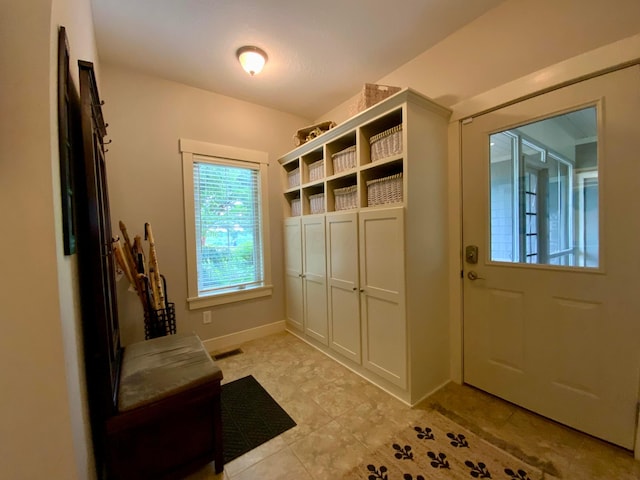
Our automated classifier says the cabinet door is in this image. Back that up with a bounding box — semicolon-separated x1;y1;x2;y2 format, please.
326;212;361;363
302;216;328;344
359;207;406;388
284;217;303;332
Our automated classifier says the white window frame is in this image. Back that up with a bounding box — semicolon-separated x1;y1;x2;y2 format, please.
180;138;272;309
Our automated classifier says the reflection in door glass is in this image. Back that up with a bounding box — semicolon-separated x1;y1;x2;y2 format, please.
489;106;598;267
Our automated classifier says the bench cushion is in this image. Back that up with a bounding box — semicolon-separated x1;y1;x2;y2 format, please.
118;333;223;412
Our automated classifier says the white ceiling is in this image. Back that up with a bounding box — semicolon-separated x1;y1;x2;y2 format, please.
90;0;505;119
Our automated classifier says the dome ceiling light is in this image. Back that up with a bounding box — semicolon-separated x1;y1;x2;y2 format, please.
236;46;268;76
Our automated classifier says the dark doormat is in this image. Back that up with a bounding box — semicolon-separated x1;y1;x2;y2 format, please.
221;375;296;464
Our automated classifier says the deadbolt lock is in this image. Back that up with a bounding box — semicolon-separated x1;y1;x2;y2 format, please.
465;245;478;264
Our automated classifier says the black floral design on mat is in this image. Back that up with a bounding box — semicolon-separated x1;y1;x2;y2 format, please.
393;443;414;460
366;464;388;480
427;451;450;469
447;432;469;448
465;460;492;478
403;474;425;480
504;468;531;480
414;426;435;440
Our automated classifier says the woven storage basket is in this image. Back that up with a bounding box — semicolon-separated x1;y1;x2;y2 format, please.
309;159;324;182
287;167;300;189
291;198;301;217
334;185;358;211
366;173;403;206
309;193;325;214
331;146;357;174
370;124;403;162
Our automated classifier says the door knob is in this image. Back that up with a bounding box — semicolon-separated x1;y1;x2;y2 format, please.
467;271;485;281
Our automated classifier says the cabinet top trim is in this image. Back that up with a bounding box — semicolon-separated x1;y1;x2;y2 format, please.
278;88;452;165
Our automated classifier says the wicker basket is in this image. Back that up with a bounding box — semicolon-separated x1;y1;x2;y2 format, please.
366;173;403;206
334;185;358;211
309;193;325;214
351;83;402;115
332;146;357;174
370;125;403;162
287;167;300;189
291;198;301;217
309;159;324;182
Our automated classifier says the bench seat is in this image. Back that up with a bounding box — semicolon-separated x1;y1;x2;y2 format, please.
105;333;223;479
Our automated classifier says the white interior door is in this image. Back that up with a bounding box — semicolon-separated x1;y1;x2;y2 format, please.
462;66;640;449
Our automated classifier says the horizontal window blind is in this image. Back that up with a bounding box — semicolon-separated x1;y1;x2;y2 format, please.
193;158;264;295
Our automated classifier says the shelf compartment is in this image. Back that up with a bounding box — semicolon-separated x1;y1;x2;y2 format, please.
366;173;403;207
284;190;301;217
309;192;325;214
331;146;357;174
302;184;325;215
359;107;403;166
287;167;301;189
370;124;403;162
327;173;357;212
333;185;358;211
301;148;324;184
308;159;324;182
326;132;357;176
291;198;301;216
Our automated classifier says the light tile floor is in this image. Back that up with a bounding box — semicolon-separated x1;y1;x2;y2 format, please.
186;331;640;479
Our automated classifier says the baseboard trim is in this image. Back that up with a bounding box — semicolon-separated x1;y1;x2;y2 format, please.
203;320;286;353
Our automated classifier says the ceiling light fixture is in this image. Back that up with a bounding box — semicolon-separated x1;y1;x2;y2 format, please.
236;46;267;76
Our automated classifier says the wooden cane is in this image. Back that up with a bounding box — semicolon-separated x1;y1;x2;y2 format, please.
113;237;148;310
145;222;166;310
120;221;144;292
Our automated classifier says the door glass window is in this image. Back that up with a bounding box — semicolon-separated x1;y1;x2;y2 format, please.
489;106;598;267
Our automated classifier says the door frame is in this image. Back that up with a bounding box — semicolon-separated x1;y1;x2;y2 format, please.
446;34;640;458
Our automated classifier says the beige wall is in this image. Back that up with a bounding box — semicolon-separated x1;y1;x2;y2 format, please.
1;0;99;478
319;0;640;124
99;65;309;345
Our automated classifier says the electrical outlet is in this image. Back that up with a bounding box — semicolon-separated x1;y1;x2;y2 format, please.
203;311;212;324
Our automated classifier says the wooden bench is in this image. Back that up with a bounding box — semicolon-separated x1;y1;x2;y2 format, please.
105;333;224;479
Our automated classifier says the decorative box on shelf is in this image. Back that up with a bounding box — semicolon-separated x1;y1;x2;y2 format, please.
293;121;336;147
370;124;403;162
331;146;357;174
366;172;403;206
351;83;402;115
287;167;300;189
334;185;358;211
309;193;325;214
308;159;324;182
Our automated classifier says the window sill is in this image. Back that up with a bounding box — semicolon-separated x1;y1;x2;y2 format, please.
187;285;273;310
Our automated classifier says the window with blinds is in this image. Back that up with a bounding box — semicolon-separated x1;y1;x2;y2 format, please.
193;157;264;295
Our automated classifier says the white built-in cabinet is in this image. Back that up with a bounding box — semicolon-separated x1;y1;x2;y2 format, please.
325;212;360;363
283;218;303;331
284;216;328;345
280;89;452;404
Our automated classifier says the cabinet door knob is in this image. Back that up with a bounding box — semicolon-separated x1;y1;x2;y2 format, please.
359;288;365;293
352;287;357;291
